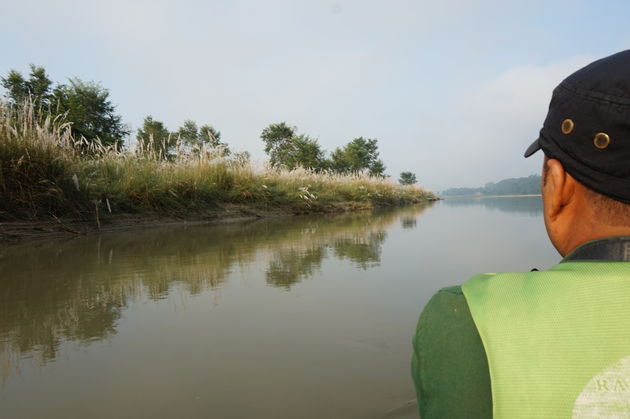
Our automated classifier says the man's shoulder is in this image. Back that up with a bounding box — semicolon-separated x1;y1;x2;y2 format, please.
423;269;538;314
435;285;464;295
417;286;467;322
413;285;492;418
416;285;471;335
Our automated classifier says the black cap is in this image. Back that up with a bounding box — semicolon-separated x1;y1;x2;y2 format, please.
524;50;630;204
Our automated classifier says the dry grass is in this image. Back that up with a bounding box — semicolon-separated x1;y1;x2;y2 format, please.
0;101;437;221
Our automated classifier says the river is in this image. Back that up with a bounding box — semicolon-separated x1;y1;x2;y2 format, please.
0;196;559;418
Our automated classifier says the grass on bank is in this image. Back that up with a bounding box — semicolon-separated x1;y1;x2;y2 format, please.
0;102;437;222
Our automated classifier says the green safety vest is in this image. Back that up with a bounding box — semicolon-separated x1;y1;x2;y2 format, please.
462;261;630;418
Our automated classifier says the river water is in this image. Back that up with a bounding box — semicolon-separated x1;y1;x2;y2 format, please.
0;196;558;419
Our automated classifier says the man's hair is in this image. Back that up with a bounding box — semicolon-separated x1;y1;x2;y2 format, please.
586;188;630;227
542;156;630;226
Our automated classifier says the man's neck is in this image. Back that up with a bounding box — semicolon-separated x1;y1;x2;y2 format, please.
562;226;630;257
563;236;630;261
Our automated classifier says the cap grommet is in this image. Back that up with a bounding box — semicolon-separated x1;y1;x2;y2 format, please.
594;132;611;149
561;119;574;134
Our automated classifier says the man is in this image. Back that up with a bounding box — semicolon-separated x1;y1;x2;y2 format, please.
412;49;630;418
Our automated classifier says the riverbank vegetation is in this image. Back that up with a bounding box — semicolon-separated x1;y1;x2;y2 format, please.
0;101;435;223
0;66;435;224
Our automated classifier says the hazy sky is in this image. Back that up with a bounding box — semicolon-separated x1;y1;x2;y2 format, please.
2;0;629;191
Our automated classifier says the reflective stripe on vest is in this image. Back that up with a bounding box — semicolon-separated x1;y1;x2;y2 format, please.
462;261;630;418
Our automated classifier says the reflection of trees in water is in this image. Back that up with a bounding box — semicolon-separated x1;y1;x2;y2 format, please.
0;225;276;371
332;231;386;269
441;196;542;216
266;230;388;288
267;246;326;289
401;217;417;229
0;203;433;372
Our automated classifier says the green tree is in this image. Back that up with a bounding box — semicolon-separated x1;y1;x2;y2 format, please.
261;122;325;170
2;66;127;148
330;137;386;176
177;119;199;146
199;124;224;149
27;65;53;108
1;71;27;103
369;159;387;177
261;122;296;167
52;78;128;148
177;120;229;155
277;134;326;171
136;116;175;160
399;171;417;185
1;64;53;109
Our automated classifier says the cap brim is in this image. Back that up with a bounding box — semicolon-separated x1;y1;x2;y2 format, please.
524;138;542;158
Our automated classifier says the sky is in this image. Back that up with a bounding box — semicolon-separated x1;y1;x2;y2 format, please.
2;0;630;191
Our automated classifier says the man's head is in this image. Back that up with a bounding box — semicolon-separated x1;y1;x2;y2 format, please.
525;50;630;256
540;156;630;256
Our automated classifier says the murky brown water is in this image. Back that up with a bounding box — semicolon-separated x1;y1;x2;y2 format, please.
0;197;558;418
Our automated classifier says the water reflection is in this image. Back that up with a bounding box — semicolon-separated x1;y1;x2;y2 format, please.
0;204;432;376
332;230;386;269
401;217;417;229
267;246;327;289
441;195;542;216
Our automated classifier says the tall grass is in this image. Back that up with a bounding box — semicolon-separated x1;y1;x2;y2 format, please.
0;101;437;221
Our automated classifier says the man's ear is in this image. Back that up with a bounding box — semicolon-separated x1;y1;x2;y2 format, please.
544;158;575;220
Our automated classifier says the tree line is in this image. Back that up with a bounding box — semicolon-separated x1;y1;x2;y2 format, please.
2;65;418;183
2;64;128;148
260;122;387;176
440;174;541;196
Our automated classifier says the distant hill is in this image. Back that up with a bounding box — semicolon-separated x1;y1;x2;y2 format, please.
441;174;541;197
